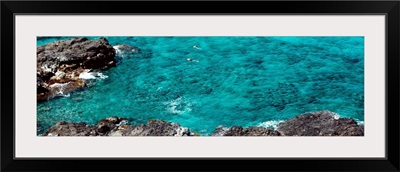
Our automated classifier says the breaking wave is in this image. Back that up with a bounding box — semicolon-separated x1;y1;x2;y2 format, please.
79;70;108;80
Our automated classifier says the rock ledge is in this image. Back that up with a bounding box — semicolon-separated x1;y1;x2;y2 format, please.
42;111;364;136
37;37;116;101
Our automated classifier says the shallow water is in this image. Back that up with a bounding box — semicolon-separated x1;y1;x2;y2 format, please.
37;36;364;135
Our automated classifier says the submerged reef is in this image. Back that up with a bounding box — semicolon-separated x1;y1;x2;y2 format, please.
37;37;116;101
41;110;364;136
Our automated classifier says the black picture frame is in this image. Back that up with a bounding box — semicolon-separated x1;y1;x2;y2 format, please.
1;1;399;171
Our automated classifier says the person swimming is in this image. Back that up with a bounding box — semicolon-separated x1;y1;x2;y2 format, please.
193;45;200;49
186;58;199;62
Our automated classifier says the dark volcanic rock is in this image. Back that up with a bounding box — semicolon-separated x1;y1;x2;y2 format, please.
276;110;364;136
120;120;191;136
42;111;363;136
96;116;126;135
211;126;229;136
37;79;86;101
37;37;115;71
211;110;363;136
43;121;98;136
37;37;116;101
212;126;282;136
245;126;282;136
42;117;190;137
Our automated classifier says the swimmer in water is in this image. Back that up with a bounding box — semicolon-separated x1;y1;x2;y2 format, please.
193;45;200;49
186;58;199;62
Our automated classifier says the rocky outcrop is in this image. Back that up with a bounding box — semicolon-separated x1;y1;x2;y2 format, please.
116;120;191;136
41;111;364;136
212;126;282;136
37;37;116;102
276;110;364;136
44;121;98;136
42;117;191;136
212;111;364;136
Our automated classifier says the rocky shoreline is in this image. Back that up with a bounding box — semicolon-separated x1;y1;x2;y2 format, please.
37;38;364;137
37;37;116;101
41;110;364;136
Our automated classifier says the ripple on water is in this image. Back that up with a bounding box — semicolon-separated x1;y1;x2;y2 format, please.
37;36;364;135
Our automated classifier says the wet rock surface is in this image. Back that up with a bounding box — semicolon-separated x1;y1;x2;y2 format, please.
37;37;116;102
119;120;191;136
42;117;191;136
276;110;364;136
44;121;98;136
212;126;282;136
42;111;364;136
210;111;363;136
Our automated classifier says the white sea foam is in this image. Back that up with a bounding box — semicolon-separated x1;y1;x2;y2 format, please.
174;126;189;137
331;111;340;120
258;120;284;129
61;93;70;97
113;45;122;54
96;73;108;79
113;45;136;58
355;119;364;126
49;82;71;97
79;70;108;80
79;72;96;79
163;97;193;115
49;82;70;88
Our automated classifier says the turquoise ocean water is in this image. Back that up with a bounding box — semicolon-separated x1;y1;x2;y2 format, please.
37;36;364;135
